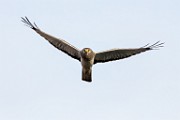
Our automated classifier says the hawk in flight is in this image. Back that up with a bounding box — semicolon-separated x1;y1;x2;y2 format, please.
21;17;164;82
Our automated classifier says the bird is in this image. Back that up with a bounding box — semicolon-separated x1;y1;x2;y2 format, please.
21;17;164;82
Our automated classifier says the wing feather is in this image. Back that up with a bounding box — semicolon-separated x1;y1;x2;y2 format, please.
21;17;80;61
94;41;164;64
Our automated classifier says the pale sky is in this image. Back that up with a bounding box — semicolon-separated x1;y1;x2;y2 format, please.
0;0;180;120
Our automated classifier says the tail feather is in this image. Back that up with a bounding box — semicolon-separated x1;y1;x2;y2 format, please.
82;68;92;82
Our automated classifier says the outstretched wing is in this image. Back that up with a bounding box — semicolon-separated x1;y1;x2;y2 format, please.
94;41;164;64
21;17;81;61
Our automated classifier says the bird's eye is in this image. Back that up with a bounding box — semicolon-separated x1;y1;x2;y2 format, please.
85;49;89;53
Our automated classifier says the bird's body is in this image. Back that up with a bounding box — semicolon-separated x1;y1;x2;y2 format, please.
21;17;164;82
80;48;95;82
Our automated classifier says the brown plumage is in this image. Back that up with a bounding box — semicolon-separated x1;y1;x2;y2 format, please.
21;17;164;82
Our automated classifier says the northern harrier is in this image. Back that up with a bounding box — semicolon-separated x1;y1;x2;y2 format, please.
21;17;164;82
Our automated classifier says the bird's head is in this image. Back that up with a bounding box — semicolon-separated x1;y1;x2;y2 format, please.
80;48;95;59
83;48;92;54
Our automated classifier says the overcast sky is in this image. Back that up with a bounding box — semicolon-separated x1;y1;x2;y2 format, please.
0;0;180;120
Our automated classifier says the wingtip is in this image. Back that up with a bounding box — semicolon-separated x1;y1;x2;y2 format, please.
144;41;164;50
21;16;38;30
